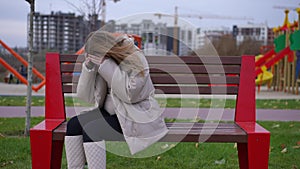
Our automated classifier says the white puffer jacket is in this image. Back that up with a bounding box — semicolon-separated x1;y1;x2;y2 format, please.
77;51;169;155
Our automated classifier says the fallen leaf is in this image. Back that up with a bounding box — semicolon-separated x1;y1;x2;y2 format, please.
292;146;300;149
272;124;280;128
170;144;175;148
1;161;13;167
74;103;81;106
215;158;226;165
290;124;294;127
281;147;288;153
195;143;199;148
0;133;5;138
292;164;298;169
297;141;300;146
156;156;161;161
281;144;286;149
161;144;169;149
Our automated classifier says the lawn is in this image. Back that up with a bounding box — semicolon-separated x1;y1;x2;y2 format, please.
0;118;299;169
0;96;299;168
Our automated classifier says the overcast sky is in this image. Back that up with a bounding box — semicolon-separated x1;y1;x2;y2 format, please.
0;0;299;47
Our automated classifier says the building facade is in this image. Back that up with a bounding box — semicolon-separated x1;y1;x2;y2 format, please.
194;27;232;50
234;23;269;45
30;12;98;53
112;19;198;56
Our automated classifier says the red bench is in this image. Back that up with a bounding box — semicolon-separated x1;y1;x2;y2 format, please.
30;53;270;169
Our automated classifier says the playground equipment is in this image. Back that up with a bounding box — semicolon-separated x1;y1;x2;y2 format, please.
255;8;300;94
255;51;275;86
255;47;293;87
263;8;300;94
0;40;45;92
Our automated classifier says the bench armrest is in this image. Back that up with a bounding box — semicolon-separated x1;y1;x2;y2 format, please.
236;122;270;135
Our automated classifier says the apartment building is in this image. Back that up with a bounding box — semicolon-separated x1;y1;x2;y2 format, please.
30;12;98;53
234;23;269;45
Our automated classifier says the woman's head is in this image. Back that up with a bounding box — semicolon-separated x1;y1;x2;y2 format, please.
84;30;144;74
84;31;139;63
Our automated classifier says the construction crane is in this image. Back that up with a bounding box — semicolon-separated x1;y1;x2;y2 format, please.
101;0;121;26
154;6;254;55
273;5;300;11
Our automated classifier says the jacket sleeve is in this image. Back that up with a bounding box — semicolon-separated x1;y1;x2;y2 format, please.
77;62;107;106
98;58;150;103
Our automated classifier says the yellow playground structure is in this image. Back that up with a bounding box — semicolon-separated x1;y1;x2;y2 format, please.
255;8;300;94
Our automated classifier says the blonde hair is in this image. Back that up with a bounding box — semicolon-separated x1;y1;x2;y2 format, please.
84;31;144;75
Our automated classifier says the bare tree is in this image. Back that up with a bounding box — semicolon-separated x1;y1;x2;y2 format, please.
192;34;263;57
212;35;238;56
237;38;262;56
64;0;120;31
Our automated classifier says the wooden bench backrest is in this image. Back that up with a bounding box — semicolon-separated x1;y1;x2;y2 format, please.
45;53;256;123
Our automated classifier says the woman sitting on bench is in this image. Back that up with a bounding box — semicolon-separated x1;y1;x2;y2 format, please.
64;30;169;169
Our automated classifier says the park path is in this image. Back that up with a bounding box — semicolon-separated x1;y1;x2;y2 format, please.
0;106;299;121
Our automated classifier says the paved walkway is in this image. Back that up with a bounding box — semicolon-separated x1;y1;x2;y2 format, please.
0;83;300;99
0;83;299;121
0;106;299;121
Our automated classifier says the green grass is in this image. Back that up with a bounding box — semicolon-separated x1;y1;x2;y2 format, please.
0;96;300;109
0;118;299;169
0;96;92;107
0;96;299;168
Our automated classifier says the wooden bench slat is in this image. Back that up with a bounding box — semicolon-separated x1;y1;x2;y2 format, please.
151;75;240;84
154;86;239;95
62;74;80;83
60;64;241;74
166;123;240;128
150;65;241;74
61;64;82;73
63;84;239;94
60;55;242;65
60;54;85;62
146;56;242;65
62;85;77;93
62;74;240;84
53;122;247;143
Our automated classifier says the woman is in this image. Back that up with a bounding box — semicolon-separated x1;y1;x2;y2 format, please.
65;31;169;169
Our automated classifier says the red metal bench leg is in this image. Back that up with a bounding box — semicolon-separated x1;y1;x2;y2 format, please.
30;130;64;169
30;119;65;169
237;143;248;169
30;130;53;169
237;133;270;169
51;140;64;169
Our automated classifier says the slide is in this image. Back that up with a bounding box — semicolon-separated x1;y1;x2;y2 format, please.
255;67;273;85
255;47;293;85
255;49;276;67
255;46;292;75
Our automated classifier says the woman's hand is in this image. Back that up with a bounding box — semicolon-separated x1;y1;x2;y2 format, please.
86;53;107;66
